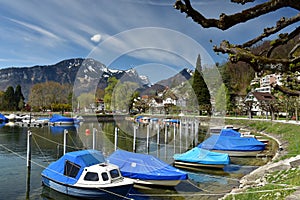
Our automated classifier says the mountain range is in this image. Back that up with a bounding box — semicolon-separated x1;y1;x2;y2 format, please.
0;58;192;99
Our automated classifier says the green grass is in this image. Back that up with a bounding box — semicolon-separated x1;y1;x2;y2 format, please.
226;119;300;160
223;119;300;199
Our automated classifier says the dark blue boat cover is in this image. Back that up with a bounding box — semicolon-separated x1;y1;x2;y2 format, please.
220;129;241;137
41;150;105;185
0;113;8;122
173;147;230;165
107;150;187;181
198;134;265;151
49;114;78;123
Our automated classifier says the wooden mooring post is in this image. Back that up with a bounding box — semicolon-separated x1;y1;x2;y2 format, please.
114;127;118;151
63;129;68;155
93;128;96;150
26;130;32;168
146;125;150;153
133;125;137;153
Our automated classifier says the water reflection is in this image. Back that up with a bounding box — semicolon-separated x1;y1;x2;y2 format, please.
0;119;271;200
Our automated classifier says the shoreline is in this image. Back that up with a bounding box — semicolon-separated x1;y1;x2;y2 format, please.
220;119;300;199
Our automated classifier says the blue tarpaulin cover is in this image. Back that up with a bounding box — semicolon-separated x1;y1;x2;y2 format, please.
198;134;265;151
0;113;8;122
220;129;241;137
49;114;78;123
107;150;188;180
173;147;230;165
41;150;106;185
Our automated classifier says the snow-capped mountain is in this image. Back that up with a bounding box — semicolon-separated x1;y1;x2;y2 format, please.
0;58;151;99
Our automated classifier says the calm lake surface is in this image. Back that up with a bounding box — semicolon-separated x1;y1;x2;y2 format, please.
0;118;272;200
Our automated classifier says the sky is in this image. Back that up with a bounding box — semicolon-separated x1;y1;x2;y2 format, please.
0;0;299;83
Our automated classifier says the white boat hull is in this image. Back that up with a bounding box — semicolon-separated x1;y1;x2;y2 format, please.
42;176;133;199
212;149;262;157
174;161;225;169
130;178;181;187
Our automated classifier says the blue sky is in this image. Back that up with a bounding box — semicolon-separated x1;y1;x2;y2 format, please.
0;0;298;83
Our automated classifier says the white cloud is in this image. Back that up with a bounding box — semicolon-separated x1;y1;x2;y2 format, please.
90;34;101;43
8;18;60;40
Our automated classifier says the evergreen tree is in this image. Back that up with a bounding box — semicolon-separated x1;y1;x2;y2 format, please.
104;77;118;111
15;85;25;111
3;86;15;111
192;54;211;115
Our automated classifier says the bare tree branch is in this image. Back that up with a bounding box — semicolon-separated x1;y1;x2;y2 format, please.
241;14;300;48
266;26;300;57
272;83;300;96
231;0;255;5
289;43;300;59
174;0;299;31
214;40;300;72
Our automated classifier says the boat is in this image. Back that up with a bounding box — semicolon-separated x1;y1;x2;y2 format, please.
20;114;35;123
135;116;150;125
198;131;266;157
41;149;134;199
219;129;269;145
107;149;188;187
0;113;8;123
173;147;230;169
35;117;50;125
49;114;79;126
209;125;240;133
163;118;180;126
4;113;17;121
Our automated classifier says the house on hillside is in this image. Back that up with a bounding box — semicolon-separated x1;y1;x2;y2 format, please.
254;73;282;93
244;92;277;119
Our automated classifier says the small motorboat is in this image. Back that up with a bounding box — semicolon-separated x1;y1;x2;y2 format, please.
209;125;240;133
173;147;230;169
107;150;188;187
0;113;8;123
49;114;79;126
198;130;266;157
41;149;134;199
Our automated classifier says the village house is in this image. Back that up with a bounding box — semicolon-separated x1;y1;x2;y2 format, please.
244;91;276;118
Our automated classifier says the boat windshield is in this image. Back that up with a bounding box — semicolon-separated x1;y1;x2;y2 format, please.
64;160;80;178
84;172;99;181
110;169;120;179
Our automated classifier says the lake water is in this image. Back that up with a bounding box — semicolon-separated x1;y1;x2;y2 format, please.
0;119;271;200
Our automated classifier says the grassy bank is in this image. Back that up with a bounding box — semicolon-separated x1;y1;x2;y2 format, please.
223;119;300;200
226;119;300;160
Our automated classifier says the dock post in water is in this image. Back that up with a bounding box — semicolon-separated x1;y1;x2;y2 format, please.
63;129;68;155
26;130;32;168
164;124;168;144
157;125;160;145
146;124;150;153
93;128;96;150
133;126;137;153
173;123;176;154
114;127;118;151
194;120;199;147
179;118;182;153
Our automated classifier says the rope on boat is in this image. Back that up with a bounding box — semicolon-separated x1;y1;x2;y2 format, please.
32;135;50;164
187;170;240;182
96;187;133;200
31;132;82;150
128;191;228;197
0;144;48;169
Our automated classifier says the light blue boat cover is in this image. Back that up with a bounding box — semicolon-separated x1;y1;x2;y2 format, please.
173;147;230;165
41;150;106;185
198;134;265;151
107;150;188;181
